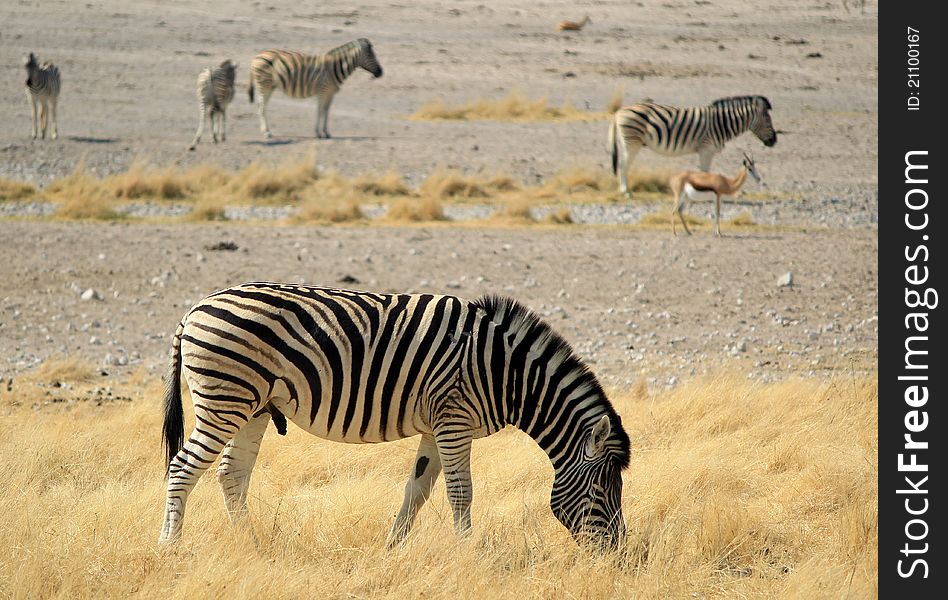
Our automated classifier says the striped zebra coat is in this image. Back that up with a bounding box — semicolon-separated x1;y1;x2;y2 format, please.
159;283;630;549
188;60;237;150
24;53;61;140
609;95;777;197
248;38;383;139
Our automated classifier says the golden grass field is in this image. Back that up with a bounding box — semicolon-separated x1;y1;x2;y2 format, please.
0;358;877;599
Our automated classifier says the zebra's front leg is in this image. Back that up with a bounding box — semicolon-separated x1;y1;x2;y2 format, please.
188;105;206;150
211;111;220;144
316;94;334;139
219;110;227;142
29;97;38;139
387;434;442;548
257;91;272;138
39;102;48;140
49;98;58;140
435;431;474;536
713;194;722;237
217;410;271;521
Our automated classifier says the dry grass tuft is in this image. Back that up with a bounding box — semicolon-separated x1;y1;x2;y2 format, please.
187;197;229;222
229;158;319;202
0;373;876;598
108;159;188;200
295;198;365;224
0;177;37;201
409;91;604;122
606;88;624;114
24;355;100;385
490;198;535;223
728;211;757;227
629;171;672;194
544;206;574;224
640;210;707;228
385;196;446;222
45;161;121;220
353;171;413;196
420;169;490;199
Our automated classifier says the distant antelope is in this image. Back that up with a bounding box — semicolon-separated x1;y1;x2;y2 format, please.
249;39;383;139
24;53;61;140
557;15;590;31
189;60;237;150
669;153;762;237
609;96;776;197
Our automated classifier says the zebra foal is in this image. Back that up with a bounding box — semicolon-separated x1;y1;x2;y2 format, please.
609;95;777;197
24;53;61;140
159;283;630;550
189;60;237;150
248;38;383;139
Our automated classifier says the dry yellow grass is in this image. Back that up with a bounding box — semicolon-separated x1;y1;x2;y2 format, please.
109;159;189;200
45;161;121;220
489;198;536;224
22;355;100;385
384;196;446;222
353;171;413;196
0;369;876;599
409;91;605;122
544;206;574;224
0;177;37;201
729;211;758;227
295;198;365;224
606;88;624;114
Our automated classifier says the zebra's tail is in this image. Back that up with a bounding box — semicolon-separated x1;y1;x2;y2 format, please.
248;74;255;104
162;321;185;476
609;117;618;176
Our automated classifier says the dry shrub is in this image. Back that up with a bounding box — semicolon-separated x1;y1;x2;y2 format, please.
544;207;574;224
45;161;120;220
485;174;519;192
295;198;364;223
409;91;603;122
108;159;187;200
187;197;229;221
490;198;535;223
25;355;100;385
0;373;876;598
628;171;672;194
728;211;757;227
606;88;624;114
353;171;412;197
385;196;446;222
420;169;489;199
0;177;37;201
229;156;319;202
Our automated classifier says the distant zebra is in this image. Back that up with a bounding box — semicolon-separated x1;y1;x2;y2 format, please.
189;60;237;150
159;283;630;549
248;38;383;139
24;53;61;140
608;95;777;197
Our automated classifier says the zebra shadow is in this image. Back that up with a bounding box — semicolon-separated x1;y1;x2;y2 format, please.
241;138;300;147
67;136;119;144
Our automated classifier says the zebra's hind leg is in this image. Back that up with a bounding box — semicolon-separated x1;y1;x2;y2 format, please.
387;434;442;548
29;97;38;139
316;94;334;139
159;423;237;543
435;430;474;537
39;102;48;140
219;110;227;142
189;104;206;150
49;98;58;140
211;110;220;144
217;410;270;522
619;145;639;199
257;91;272;138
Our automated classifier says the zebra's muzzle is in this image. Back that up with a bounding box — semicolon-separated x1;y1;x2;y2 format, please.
373;68;383;78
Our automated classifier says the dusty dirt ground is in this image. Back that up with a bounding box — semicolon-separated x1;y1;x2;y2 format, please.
1;0;878;388
1;221;877;390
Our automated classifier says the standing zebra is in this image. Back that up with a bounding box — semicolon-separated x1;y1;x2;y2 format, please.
189;60;237;150
159;283;630;549
609;95;777;197
248;38;383;139
24;53;61;140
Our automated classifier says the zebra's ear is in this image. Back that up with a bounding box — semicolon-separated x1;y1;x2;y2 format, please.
588;415;611;457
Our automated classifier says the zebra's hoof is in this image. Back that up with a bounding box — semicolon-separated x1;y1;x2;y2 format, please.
188;145;196;151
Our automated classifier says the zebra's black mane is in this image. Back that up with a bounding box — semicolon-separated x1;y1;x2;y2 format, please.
473;294;631;469
711;95;771;110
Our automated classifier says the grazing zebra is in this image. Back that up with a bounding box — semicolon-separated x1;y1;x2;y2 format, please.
24;53;61;140
248;38;383;139
189;60;237;151
608;95;777;197
159;283;630;550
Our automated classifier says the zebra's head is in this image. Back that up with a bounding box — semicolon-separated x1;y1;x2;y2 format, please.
219;59;238;83
750;96;777;147
551;413;629;550
24;53;38;85
356;38;383;78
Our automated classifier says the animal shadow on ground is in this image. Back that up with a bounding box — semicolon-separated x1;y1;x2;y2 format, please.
67;136;118;144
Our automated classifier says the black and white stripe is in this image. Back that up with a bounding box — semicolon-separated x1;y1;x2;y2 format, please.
24;53;61;140
159;283;630;549
188;60;237;150
609;95;777;196
248;38;383;139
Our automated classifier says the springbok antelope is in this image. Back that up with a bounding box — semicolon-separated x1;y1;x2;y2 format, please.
557;15;590;31
669;153;761;237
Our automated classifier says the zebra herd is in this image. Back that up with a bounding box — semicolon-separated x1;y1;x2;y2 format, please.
24;36;780;551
